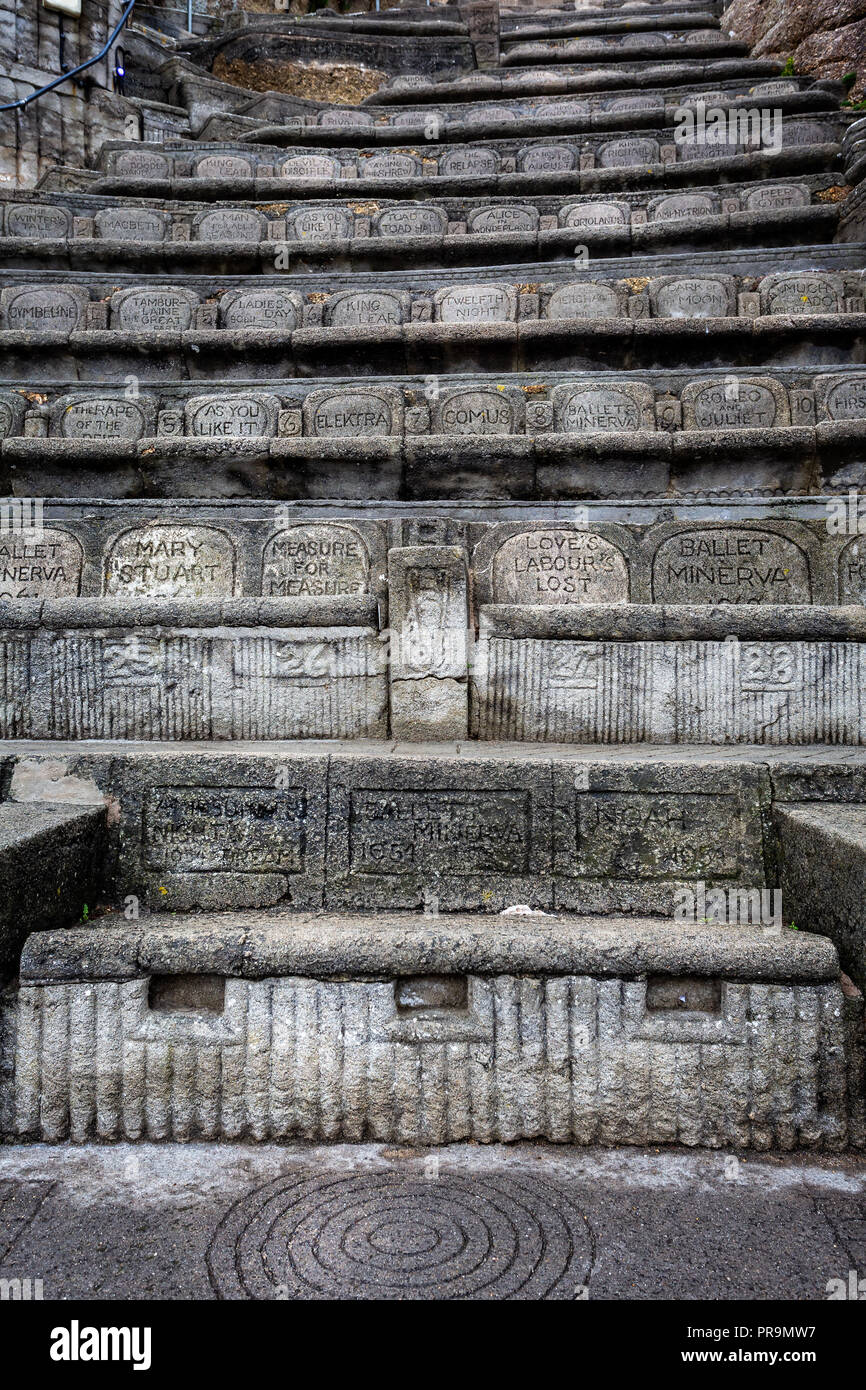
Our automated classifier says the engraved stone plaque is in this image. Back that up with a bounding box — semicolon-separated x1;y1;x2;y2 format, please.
839;537;866;604
561;201;628;229
104;523;236;598
219;288;302;332
782;120;832;147
743;184;809;212
546;282;620;319
439;146;498;177
348;789;531;877
319;109;373;127
94;207;168;241
552;382;653;432
0;391;27;438
324;290;404;327
53;394;153;440
652;278;732;318
361;152;421;178
144;786;306;873
492;529;629;603
114;150;170;178
185;394;279;438
5;204;71;238
652;528;812;603
194;153;253;179
466;205;538;233
192;208;267;241
0;528;83;598
262;523;370;597
110;286;200;331
434;283;516;323
390;110;444;128
650;193;716;220
280;154;340;179
761;273;841;315
820;375;866;420
597;137;660;168
288;207;351;240
519;144;576;173
573;791;742;879
535;101;590;119
375;205;447;237
303;387;400;437
433;387;517;434
683;379;785;429
0;284;88;330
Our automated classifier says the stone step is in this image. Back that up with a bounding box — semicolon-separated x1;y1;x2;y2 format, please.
366;59;790;105
471;604;866;744
0;192;842;274
776;802;866;992
4;909;856;1146
5;368;866;499
89;119;845;197
501;9;720;40
195;78;839;147
0;595;387;742
501;32;747;66
4;740;865;909
1;254;862;381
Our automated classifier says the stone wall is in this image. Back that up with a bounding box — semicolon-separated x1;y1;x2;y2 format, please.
0;0;135;186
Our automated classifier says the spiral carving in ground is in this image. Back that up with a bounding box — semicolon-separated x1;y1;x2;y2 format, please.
207;1169;593;1300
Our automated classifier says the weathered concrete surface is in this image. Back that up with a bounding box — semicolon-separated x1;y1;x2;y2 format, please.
776;803;866;988
0;1142;865;1299
0;803;105;981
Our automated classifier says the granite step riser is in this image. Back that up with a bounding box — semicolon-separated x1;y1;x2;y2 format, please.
0;198;842;272
365;60;794;105
2;328;863;386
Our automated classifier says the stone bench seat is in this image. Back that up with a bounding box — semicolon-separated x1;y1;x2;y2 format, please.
365;60;800;106
9;909;854;1147
175;73;835;143
0;318;858;379
90;129;844;202
18;911;840;983
5;498;860;605
0;204;840;272
502;36;749;66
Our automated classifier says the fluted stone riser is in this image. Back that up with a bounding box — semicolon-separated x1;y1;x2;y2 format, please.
472;636;866;744
8;975;850;1148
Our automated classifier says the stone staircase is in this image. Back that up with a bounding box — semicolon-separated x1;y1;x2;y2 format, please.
0;0;865;1151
